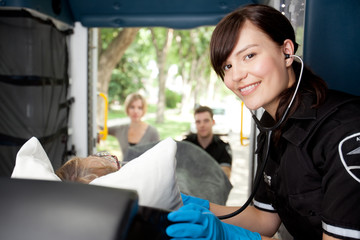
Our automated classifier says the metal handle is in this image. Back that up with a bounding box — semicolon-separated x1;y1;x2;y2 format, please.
240;101;249;146
98;92;108;141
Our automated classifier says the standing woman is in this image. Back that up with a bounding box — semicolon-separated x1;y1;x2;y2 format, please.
166;4;360;240
109;93;160;157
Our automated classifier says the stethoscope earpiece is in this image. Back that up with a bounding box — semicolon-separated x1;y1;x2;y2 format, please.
217;55;304;220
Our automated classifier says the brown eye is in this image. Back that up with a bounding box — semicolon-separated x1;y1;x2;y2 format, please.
245;53;255;60
223;64;232;71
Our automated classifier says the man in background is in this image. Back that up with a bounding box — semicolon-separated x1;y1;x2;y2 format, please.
183;106;232;178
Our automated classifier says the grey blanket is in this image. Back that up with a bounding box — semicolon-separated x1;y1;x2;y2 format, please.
124;140;233;205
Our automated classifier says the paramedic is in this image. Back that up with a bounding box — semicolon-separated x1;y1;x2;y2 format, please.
166;4;360;240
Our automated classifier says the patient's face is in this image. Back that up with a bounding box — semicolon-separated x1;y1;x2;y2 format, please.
84;156;118;171
90;152;121;170
67;157;117;184
56;153;121;184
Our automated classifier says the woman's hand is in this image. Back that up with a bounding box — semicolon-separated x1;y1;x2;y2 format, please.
181;193;210;209
166;204;261;240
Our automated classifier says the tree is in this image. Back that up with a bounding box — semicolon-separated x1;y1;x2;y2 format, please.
98;28;140;95
96;27;140;125
169;27;215;115
150;28;174;123
97;26;227;126
108;28;155;104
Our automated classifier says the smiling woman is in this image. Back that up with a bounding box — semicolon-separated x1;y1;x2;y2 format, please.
166;4;360;240
212;19;297;117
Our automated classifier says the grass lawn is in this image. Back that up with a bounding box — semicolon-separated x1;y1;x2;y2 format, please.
146;117;191;140
108;109;127;119
97;106;192;158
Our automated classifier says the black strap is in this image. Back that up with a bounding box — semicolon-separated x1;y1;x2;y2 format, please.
0;75;69;86
59;97;75;109
0;127;68;146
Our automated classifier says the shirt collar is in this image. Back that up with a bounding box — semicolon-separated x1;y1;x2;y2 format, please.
289;93;317;120
258;93;317;147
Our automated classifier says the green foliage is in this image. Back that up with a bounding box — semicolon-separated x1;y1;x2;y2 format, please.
167;27;216;103
108;68;144;103
101;26;229;108
105;28;156;103
99;28;122;51
165;88;181;108
150;28;171;51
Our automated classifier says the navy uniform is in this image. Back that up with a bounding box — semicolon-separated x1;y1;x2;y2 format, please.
254;90;360;239
183;134;232;168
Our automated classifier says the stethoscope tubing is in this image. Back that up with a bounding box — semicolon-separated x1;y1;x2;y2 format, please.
217;129;272;219
216;55;304;220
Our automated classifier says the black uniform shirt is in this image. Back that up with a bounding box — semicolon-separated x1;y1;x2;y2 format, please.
254;90;360;240
183;134;232;167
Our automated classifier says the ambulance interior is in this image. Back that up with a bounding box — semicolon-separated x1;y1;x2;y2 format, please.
0;0;359;239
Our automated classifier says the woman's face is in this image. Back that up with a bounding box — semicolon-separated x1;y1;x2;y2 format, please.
127;99;144;122
223;20;295;118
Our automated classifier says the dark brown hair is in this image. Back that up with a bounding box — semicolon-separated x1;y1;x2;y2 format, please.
210;4;327;142
195;106;214;119
210;4;298;80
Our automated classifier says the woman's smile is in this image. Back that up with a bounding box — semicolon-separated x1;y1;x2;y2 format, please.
223;20;295;116
239;82;261;96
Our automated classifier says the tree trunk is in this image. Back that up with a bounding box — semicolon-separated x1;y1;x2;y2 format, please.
98;28;140;94
150;28;174;123
180;72;193;116
97;27;140;126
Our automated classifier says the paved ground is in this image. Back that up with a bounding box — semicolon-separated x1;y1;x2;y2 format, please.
221;132;251;206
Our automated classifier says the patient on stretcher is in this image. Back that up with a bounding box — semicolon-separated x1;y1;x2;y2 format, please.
12;136;233;210
55;152;121;184
11;136;183;210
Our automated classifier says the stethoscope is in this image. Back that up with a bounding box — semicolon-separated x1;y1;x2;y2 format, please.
217;55;304;220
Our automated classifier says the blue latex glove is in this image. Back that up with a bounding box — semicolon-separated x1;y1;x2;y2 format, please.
181;193;210;209
166;204;261;240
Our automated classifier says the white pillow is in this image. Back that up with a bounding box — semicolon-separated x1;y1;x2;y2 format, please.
11;137;61;181
11;137;183;211
90;137;183;210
